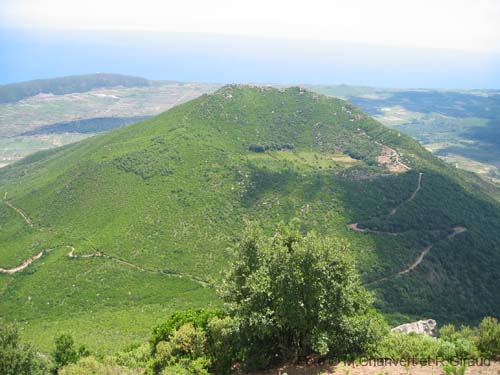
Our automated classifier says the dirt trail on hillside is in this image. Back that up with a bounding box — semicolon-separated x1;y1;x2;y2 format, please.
4;192;34;227
389;172;423;216
347;173;468;284
1;241;209;286
65;245;208;285
0;251;44;274
347;223;400;236
0;194;208;286
398;245;432;275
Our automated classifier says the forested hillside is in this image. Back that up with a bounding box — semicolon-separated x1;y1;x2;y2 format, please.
1;85;499;352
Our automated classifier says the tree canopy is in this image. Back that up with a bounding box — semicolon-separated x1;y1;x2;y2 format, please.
220;220;386;369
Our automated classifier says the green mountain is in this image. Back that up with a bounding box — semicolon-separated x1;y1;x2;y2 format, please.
0;73;151;103
1;85;499;352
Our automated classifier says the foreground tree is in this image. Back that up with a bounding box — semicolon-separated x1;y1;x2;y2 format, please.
220;220;386;369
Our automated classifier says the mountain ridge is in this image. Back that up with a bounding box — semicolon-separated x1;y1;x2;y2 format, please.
0;73;152;103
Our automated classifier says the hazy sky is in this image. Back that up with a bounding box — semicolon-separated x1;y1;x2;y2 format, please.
2;0;500;52
1;0;499;88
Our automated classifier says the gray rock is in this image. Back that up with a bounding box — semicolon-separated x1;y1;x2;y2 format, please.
391;319;437;337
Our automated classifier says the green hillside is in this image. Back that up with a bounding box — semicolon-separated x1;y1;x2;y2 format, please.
308;84;500;185
0;85;499;353
0;73;151;103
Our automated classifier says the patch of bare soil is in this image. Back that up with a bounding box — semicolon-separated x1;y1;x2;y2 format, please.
245;361;500;375
376;143;411;174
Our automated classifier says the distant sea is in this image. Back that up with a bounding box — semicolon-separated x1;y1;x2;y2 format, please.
1;27;499;89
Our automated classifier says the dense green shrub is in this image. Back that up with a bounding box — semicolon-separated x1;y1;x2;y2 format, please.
219;220;387;370
113;150;174;179
149;311;239;375
438;324;479;358
58;356;143;375
150;309;222;355
375;318;500;361
0;323;49;375
52;334;90;373
375;332;466;359
206;316;241;375
475;317;500;359
107;343;150;369
248;143;295;153
149;323;211;375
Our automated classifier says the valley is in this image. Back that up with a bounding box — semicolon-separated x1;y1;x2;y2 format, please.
309;86;500;184
0;76;218;166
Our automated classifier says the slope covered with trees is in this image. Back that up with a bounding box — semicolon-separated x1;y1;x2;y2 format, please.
0;85;499;352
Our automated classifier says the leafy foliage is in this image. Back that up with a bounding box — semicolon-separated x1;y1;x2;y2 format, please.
52;334;90;373
376;317;500;361
0;85;499;352
248;143;294;153
0;323;49;375
150;309;222;355
475;317;500;359
58;356;143;375
375;332;467;359
149;323;211;375
220;220;386;369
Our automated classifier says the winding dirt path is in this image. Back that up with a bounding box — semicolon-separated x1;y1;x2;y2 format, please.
347;223;400;236
398;245;432;275
1;242;209;286
67;247;209;286
389;172;423;216
4;192;34;227
347;173;468;284
0;251;44;274
397;226;467;276
0;194;208;286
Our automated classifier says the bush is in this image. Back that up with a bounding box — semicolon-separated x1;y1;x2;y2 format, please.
150;309;222;355
149;323;211;375
248;143;295;153
438;324;479;358
106;343;150;369
58;356;142;375
376;332;459;359
52;334;89;373
206;316;241;375
219;220;386;370
160;357;211;375
0;323;49;375
475;317;500;359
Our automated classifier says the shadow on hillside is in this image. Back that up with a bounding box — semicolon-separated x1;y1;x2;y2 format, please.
241;163;500;324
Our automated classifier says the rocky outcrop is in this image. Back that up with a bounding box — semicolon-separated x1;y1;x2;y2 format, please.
391;319;437;337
